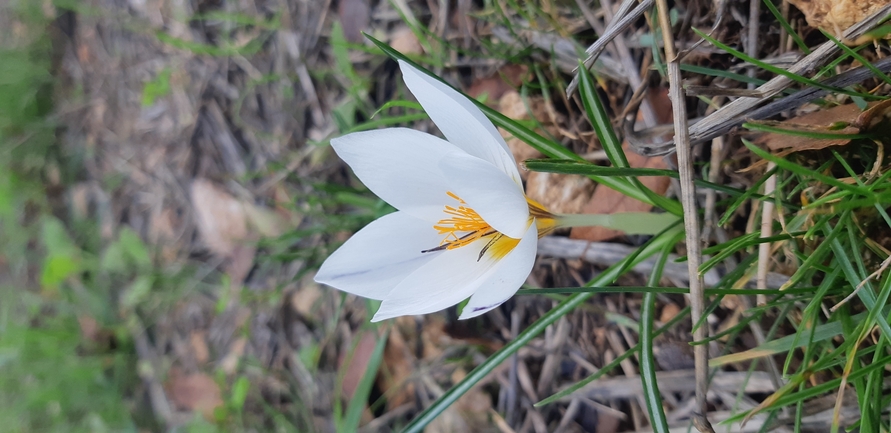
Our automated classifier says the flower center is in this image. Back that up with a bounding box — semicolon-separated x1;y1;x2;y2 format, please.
422;192;501;256
436;192;494;244
421;192;555;261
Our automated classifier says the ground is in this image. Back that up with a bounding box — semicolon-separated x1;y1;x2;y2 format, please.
2;0;891;432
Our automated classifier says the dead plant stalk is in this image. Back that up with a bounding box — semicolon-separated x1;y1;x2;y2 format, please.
654;0;713;430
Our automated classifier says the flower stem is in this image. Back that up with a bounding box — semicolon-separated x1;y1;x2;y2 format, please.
554;212;680;235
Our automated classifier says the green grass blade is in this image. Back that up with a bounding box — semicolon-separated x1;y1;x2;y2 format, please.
823;32;891;87
761;0;810;53
709;307;889;366
401;229;681;432
694;28;885;100
525;158;798;209
741;139;867;195
639;245;671;432
577;61;681;215
365;34;678;213
342;329;388;433
524;159;676;177
742;121;873;140
517;286;819;296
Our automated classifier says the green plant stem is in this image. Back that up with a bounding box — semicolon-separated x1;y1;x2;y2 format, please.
554;212;680;235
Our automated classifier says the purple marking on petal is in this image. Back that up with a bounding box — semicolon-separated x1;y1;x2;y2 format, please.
472;303;498;312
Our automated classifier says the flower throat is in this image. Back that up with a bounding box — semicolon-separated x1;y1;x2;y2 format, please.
421;192;555;261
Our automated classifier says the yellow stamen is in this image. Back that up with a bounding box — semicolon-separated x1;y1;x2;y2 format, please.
422;192;556;261
430;193;495;251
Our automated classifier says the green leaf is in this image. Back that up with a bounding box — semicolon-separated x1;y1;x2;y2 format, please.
121;276;153;309
141;68;172;107
119;227;151;270
694;28;885;100
230;376;250;411
577;60;681;215
40;255;79;289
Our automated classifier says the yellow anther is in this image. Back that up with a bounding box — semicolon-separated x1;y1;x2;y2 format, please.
422;192;555;260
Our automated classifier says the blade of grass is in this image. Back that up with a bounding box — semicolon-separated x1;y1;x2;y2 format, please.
401;228;682;432
709;306;889;366
537;303;692;407
742;121;874;140
577;60;681;215
341;329;388;433
694;28;885;100
640;243;671;432
516;286;819;296
524;159;677;177
761;0;810;53
526;159;796;208
823;32;891;87
365;34;673;212
742;139;867;195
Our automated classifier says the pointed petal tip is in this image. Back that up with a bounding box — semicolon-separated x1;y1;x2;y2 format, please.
396;59;522;184
370;309;399;322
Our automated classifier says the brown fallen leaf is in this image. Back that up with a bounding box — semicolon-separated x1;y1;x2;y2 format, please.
755;102;872;152
525;171;595;215
190;179;286;281
190;179;249;258
499;91;544;176
389;26;423;55
745;99;891;171
787;0;891;34
166;369;224;420
466;65;529;103
190;331;210;365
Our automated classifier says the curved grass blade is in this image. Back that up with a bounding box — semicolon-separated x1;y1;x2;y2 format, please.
577;60;681;215
365;34;658;207
742;139;866;195
524;159;676;177
516;286;819;296
742;121;873;140
401;229;681;432
693;28;886;101
640;244;671;432
823;32;891;87
537;303;691;407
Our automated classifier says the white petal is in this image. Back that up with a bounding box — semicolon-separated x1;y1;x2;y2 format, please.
314;211;444;300
459;223;538;319
399;60;522;185
440;152;529;239
371;233;504;322
331;128;464;223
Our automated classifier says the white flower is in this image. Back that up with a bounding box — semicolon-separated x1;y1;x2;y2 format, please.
314;60;554;322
